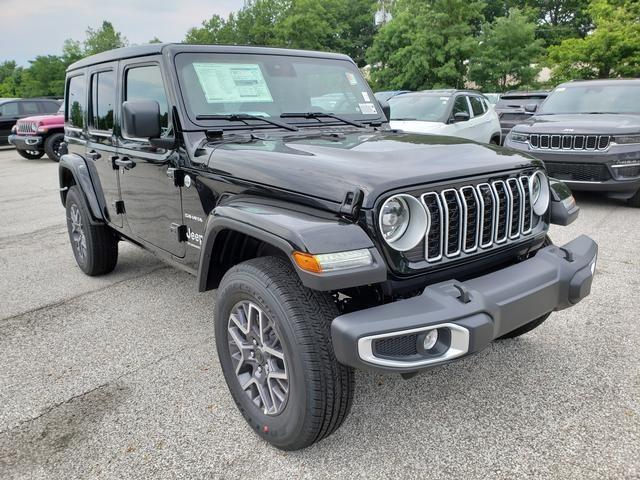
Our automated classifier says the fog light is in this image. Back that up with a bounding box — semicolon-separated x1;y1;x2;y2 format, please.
423;329;438;350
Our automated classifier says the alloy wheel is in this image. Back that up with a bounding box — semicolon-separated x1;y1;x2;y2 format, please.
69;204;87;263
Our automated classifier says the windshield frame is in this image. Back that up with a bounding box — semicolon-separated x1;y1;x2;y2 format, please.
538;83;640;115
172;51;384;131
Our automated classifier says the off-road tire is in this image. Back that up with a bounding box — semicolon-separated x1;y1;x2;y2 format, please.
214;256;354;450
627;189;640;208
44;133;65;162
498;235;553;339
16;149;44;160
65;186;118;276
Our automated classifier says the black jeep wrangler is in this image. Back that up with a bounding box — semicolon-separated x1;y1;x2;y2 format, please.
59;44;598;450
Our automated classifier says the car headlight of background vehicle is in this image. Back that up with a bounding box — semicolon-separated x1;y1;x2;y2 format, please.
612;134;640;145
379;194;429;251
510;131;529;143
529;170;550;216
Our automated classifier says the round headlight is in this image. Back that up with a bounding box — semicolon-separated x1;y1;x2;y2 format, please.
529;170;550;216
31;123;38;132
379;194;429;251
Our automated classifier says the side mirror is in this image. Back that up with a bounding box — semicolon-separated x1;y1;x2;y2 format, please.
524;103;538;113
378;99;391;121
453;111;470;123
122;100;161;139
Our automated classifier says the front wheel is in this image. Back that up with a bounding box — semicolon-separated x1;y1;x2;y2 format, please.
44;133;65;162
627;188;640;208
214;256;354;450
16;149;44;160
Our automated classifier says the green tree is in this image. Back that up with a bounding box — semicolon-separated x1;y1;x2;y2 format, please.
0;61;23;97
148;37;163;44
83;21;128;56
547;0;640;81
367;0;486;90
469;9;545;91
18;55;67;97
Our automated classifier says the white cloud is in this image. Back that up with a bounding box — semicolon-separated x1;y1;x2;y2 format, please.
0;0;245;65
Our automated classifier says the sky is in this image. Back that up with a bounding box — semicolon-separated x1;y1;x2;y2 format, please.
0;0;245;65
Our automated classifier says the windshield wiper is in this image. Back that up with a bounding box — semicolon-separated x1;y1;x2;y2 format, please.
280;112;365;128
391;117;418;121
195;113;298;131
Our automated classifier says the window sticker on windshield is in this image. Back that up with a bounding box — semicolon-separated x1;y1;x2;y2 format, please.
359;103;377;114
193;63;273;103
345;72;358;86
361;91;371;102
556;87;566;92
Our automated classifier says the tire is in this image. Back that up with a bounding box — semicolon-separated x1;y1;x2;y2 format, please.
44;133;65;162
498;235;553;339
214;256;354;450
490;136;500;145
16;149;44;160
65;186;118;276
627;189;640;208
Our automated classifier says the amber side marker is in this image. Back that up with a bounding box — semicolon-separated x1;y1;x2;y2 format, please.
292;251;323;273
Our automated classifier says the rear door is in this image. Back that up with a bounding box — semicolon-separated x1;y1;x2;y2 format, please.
116;59;185;257
87;65;122;227
0;101;20;143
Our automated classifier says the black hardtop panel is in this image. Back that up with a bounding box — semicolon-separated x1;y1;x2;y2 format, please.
67;43;354;72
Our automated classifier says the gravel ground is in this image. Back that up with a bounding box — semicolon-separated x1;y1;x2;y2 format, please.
0;147;638;479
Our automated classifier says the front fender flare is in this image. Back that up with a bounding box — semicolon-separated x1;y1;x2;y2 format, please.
197;198;387;292
549;177;579;226
59;153;104;222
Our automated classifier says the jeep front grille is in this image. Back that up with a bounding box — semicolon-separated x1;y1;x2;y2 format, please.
529;134;610;151
17;121;36;134
420;175;534;263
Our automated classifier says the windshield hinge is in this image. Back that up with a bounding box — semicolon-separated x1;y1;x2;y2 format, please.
340;189;364;220
166;168;185;187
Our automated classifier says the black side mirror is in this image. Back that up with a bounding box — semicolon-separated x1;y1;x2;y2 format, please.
378;99;391;121
524;103;538;113
122;100;161;139
453;111;470;123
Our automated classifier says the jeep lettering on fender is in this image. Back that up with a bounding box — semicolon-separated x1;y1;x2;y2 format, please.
59;43;598;451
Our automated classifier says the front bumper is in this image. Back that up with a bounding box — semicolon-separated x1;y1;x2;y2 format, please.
8;134;43;150
331;235;598;373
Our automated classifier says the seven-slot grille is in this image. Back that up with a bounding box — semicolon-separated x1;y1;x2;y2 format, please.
419;175;534;263
529;134;610;151
17;121;36;134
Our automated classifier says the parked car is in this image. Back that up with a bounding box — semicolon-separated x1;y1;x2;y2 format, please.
0;98;61;145
59;43;596;450
504;79;640;207
374;90;410;102
494;90;549;142
389;90;502;144
9;106;65;161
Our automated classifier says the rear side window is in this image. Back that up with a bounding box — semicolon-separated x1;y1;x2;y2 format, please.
469;96;484;116
66;75;86;128
90;71;115;131
40;101;60;114
20;101;40;115
125;65;169;136
0;102;18;116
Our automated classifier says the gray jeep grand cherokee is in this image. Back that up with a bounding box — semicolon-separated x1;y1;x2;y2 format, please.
59;43;597;450
504;79;640;207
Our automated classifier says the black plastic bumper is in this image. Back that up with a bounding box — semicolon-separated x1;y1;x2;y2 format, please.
8;134;43;149
331;235;598;373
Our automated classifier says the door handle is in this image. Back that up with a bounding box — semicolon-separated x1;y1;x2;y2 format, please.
114;157;134;169
86;150;101;161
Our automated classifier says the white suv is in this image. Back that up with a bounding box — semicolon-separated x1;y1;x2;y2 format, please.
389;90;502;144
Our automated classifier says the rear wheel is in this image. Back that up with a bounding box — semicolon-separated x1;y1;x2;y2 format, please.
627;189;640;208
16;149;44;160
44;133;65;162
65;186;118;276
215;256;354;450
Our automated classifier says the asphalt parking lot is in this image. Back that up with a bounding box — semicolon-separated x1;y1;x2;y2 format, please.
0;146;638;480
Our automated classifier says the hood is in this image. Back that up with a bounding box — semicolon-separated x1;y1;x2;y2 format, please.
17;114;64;126
513;113;640;135
206;130;538;208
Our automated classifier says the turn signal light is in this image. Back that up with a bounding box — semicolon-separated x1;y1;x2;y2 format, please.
292;249;373;273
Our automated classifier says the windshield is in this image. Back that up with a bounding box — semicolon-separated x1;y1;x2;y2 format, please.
174;53;381;127
388;94;450;122
539;84;640;114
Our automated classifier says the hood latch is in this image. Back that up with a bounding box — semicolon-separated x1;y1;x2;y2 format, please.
340;189;364;220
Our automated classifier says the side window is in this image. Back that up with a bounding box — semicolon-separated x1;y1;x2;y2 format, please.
20;101;40;115
0;102;19;117
452;96;470;120
66;75;86;128
90;71;115;131
469;96;484;117
125;65;169;137
40;101;61;114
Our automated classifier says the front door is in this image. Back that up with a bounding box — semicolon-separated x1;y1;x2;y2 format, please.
116;60;185;258
86;65;122;227
0;101;20;143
